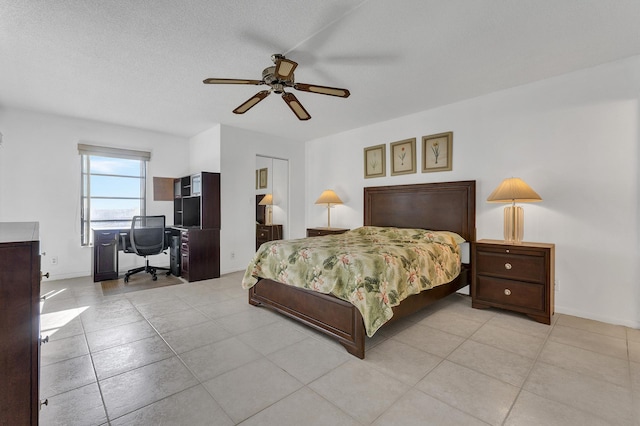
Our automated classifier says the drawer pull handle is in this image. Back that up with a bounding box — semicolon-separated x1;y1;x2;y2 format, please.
504;288;511;296
504;263;512;270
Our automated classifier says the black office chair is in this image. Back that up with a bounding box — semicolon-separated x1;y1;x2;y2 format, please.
123;215;171;283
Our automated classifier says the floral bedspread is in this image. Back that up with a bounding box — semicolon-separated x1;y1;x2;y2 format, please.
242;226;463;337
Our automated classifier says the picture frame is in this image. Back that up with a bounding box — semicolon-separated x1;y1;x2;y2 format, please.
255;170;259;189
422;132;453;173
259;168;268;189
390;138;416;176
363;144;386;178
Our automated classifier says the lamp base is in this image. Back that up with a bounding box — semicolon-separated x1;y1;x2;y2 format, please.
504;205;524;243
265;206;273;225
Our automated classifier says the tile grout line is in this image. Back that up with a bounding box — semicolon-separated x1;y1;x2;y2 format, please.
497;314;557;425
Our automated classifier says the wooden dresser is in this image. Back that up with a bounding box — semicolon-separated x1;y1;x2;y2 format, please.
306;227;349;237
0;222;43;424
256;224;283;250
472;239;555;324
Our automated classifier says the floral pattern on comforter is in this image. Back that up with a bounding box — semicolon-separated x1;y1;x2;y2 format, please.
241;226;463;337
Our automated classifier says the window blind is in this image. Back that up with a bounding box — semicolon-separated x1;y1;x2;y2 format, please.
77;143;151;161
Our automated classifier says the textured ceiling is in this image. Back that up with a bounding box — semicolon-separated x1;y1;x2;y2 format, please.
2;1;640;142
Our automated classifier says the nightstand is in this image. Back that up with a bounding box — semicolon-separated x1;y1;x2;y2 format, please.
472;239;555;324
256;224;283;250
306;227;349;237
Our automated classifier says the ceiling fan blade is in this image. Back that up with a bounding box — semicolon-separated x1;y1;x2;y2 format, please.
282;92;311;120
233;90;271;114
274;57;298;80
294;83;350;98
203;78;262;85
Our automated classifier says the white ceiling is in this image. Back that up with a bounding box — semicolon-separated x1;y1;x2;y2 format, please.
2;1;640;142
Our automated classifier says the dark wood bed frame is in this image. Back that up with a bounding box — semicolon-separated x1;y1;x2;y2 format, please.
248;180;476;358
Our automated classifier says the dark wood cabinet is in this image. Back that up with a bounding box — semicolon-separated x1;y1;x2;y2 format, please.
0;222;42;425
256;224;283;250
306;227;349;237
472;239;555;324
92;230;119;281
179;228;220;282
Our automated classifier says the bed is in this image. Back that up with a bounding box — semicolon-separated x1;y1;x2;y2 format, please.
244;180;476;358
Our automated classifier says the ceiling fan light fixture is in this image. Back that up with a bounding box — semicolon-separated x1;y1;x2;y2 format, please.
274;56;298;80
282;92;311;120
233;90;271;114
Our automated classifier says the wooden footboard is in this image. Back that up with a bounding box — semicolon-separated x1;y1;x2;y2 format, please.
249;278;366;358
248;267;469;358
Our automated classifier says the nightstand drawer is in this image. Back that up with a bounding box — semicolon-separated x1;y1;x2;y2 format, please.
256;224;283;250
475;276;544;312
257;228;270;239
306;228;349;237
475;249;545;283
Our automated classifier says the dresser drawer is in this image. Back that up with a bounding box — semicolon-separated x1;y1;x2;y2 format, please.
475;248;545;283
475;276;545;312
95;230;118;244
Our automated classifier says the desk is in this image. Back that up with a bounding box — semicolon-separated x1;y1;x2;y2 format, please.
92;227;220;282
92;228;174;282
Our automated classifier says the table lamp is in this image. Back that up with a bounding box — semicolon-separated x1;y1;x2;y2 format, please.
487;177;542;243
315;190;343;229
258;193;274;225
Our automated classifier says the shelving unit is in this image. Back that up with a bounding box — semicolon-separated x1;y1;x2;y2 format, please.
173;172;220;229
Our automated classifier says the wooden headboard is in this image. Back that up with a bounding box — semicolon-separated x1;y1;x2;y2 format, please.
363;180;476;242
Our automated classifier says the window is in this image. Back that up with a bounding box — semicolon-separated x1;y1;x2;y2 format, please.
79;144;150;246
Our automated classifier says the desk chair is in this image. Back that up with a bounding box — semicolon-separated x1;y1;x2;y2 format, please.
123;215;170;283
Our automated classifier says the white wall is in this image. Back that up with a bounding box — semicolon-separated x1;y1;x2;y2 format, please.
306;56;640;328
0;108;189;279
219;125;305;274
188;124;221;173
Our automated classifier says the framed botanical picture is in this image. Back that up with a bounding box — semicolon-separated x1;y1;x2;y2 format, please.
422;132;453;173
259;168;268;189
363;144;386;178
390;138;416;175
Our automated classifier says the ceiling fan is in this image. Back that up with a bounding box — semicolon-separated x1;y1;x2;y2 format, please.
203;54;350;121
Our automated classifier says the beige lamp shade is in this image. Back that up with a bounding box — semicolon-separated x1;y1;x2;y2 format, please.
315;190;343;229
487;178;541;244
258;193;273;205
315;190;343;205
486;178;542;203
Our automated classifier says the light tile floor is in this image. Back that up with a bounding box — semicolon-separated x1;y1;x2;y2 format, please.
39;272;640;425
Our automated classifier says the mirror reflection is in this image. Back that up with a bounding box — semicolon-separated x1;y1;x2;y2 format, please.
255;155;289;241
